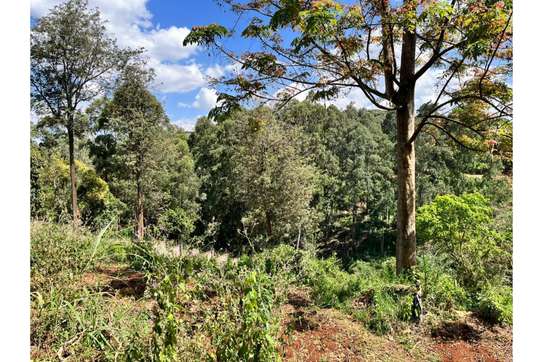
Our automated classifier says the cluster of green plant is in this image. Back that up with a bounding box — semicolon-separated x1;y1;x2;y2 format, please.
415;254;468;312
110;237;282;359
30;222;94;289
417;193;513;324
150;275;186;361
31;222;151;361
31;147;124;227
476;285;513;325
209;270;280;361
32;210;512;361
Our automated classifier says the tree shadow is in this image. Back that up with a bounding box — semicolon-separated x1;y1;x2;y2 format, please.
431;321;482;342
95;266;147;299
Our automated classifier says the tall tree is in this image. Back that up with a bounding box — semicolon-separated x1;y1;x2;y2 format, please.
183;0;512;273
100;65;167;240
31;0;134;226
233;107;317;245
189;117;245;248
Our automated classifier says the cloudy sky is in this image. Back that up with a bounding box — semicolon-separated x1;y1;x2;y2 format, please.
31;0;442;131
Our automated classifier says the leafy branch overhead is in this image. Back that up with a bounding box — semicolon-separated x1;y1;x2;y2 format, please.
184;0;512;149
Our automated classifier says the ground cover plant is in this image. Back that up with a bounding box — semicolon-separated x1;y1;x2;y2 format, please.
31;214;512;361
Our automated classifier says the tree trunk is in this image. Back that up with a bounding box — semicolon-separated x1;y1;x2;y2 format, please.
395;28;418;274
67;124;80;227
135;179;144;241
395;96;417;274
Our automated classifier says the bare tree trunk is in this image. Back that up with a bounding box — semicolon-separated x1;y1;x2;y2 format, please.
67;123;80;227
396;29;417;274
135;178;144;241
395;106;416;273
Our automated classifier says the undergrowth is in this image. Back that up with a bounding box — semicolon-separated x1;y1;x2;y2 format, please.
31;221;512;361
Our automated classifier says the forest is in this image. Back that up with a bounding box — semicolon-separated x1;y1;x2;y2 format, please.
30;0;512;361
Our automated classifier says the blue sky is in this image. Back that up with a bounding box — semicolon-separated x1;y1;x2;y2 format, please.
30;0;456;131
31;0;250;131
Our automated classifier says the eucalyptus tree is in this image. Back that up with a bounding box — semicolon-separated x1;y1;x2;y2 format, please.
99;65;167;240
184;0;512;273
189;117;247;248
31;0;135;226
232;108;317;245
276;100;395;245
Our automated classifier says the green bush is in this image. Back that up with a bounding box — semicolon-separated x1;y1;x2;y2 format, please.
156;208;197;242
247;244;301;278
477;285;512;325
210;270;280;361
301;256;360;307
367;291;396;335
31;222;94;290
31;288;151;361
151;275;187;361
416;255;468;312
417;193;512;290
33;156;124;226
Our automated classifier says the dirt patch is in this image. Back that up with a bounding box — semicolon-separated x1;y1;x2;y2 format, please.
80;264;147;298
428;314;512;362
287;287;313;308
431;321;481;342
351;289;375;310
279;306;423;362
433;341;499;362
278;301;511;362
289;309;319;332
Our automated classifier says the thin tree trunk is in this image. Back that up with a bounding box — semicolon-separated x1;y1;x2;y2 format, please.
135;178;144;241
67;123;80;227
396;29;417;274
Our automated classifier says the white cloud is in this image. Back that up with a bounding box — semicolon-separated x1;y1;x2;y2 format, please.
31;0;152;30
327;87;375;110
205;64;227;79
192;87;217;111
32;0;203;94
414;68;441;108
173;117;201;132
119;26;198;62
150;61;206;93
204;62;243;79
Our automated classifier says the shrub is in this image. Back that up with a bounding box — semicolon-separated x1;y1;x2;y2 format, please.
415;254;468;312
33;156;124;226
248;244;302;281
417;193;511;290
301;256;360;307
476;285;512;325
366;291;396;335
210;270;280;361
156;208;197;242
31;288;151;361
31;222;94;290
151;275;187;361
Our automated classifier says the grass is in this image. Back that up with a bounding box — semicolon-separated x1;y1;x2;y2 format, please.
31;221;512;361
